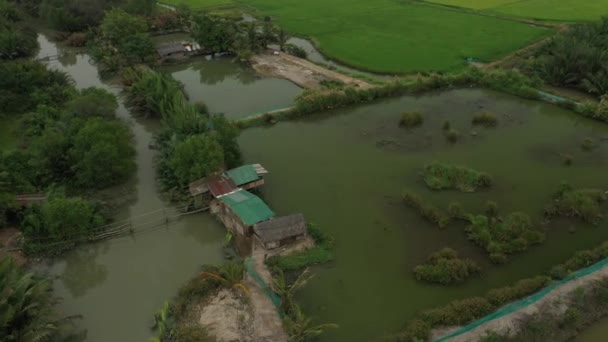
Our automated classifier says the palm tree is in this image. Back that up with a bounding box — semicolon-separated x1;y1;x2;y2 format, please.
200;261;249;294
283;304;338;342
0;257;73;342
271;268;313;313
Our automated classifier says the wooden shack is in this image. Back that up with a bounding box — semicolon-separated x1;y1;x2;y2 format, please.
252;213;308;250
211;189;275;236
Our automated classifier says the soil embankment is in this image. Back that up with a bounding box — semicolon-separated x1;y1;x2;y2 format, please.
433;263;608;341
251;51;372;89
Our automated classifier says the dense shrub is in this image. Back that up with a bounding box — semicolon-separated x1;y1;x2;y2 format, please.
397;320;430;342
485;276;551;306
466;213;545;263
421;297;493;326
413;248;481;285
399;111;423;128
423;162;492;192
169;135;225;186
548;241;608;280
402;190;450;228
544;183;606;224
21;195;106;255
284;43;307;58
532;18;608;96
472;112;498;127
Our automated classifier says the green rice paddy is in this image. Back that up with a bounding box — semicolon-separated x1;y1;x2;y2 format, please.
163;0;550;73
423;0;608;21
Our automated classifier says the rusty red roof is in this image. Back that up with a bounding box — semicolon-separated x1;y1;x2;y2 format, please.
207;175;237;198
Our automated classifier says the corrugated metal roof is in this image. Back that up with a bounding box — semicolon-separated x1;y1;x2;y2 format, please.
225;165;259;186
253;213;307;243
207;175;237;198
220;189;275;226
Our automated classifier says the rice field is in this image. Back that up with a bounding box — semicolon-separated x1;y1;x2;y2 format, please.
422;0;608;21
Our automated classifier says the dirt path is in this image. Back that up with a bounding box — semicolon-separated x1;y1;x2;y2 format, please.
0;228;26;265
251;51;373;89
433;262;608;341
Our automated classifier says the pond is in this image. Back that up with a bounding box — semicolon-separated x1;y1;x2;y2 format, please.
34;33;297;342
238;88;608;341
153;33;303;119
578;317;608;341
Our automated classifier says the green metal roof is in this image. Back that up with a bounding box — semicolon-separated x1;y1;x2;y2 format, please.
225;165;259;186
220;189;275;226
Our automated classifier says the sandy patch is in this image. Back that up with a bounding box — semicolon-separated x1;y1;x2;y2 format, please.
199;289;254;342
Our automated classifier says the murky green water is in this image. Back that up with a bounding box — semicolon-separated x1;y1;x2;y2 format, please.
34;34;295;342
153;33;302;119
32;32;608;342
239;89;608;341
578;318;608;342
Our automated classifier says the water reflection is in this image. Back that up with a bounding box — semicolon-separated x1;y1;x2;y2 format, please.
60;243;109;297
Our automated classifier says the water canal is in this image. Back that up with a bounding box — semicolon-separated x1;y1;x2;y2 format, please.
35;34;297;342
33;34;608;341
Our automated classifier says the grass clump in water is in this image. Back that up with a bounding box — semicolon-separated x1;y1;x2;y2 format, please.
413;248;481;285
581;137;595;151
402;190;450;228
466;212;545;264
266;224;334;272
399;111;423;128
472;112;498;127
445;128;461;143
562;153;574;166
544;183;607;224
423;162;493;192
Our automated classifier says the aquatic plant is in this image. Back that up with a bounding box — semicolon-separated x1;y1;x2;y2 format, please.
423;162;492;192
548;241;608;279
465;212;545;264
445;128;461;143
402;190;450;228
472;112;498;127
544;183;607;224
562;154;573;166
581;137;595;151
413;248;481;285
442;120;451;131
485;201;499;217
399;111;423;128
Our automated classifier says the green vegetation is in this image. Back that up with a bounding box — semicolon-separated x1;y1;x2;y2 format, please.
284;43;307;58
0;257;74;341
21;194;106;255
216;0;549;73
526;18;608;96
466;212;545;263
423;162;492;192
444;128;461;143
413;248;481;285
544;183;607;224
0;1;38;60
398;275;551;341
548;241;608;279
123;68;241;195
402;190;450;228
472;112;498;127
90;9;155;72
271;269;338;340
266;223;334;272
399;111;423;128
581;137;595;151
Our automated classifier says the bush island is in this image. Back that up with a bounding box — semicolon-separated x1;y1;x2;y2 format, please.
472;112;498;127
402;190;450;228
445;128;461;143
423;163;492;192
465;212;545;263
548;241;608;280
544;183;606;224
413;248;481;285
399;111;423;128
